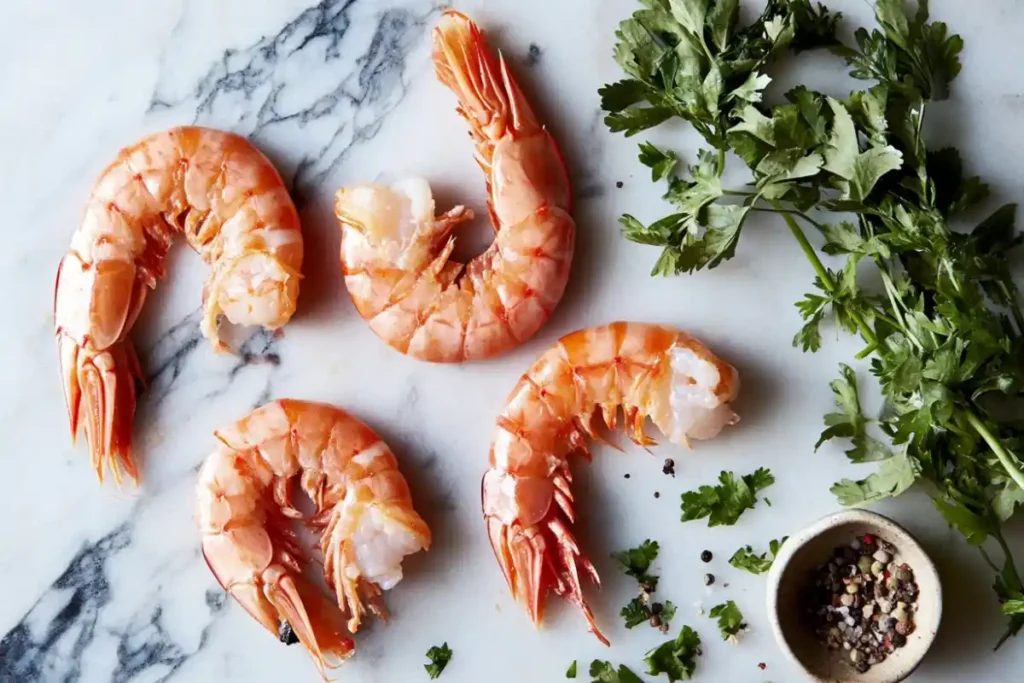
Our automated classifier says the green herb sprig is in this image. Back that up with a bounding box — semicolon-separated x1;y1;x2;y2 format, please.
645;625;702;681
729;537;787;574
614;540;677;630
603;0;1024;644
680;468;775;526
709;601;745;640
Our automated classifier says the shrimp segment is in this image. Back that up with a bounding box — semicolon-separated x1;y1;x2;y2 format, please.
335;10;573;362
483;322;740;643
54;126;303;484
197;400;431;678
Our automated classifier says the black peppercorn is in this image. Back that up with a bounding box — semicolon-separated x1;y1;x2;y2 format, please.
278;621;299;645
704;573;715;586
700;550;712;563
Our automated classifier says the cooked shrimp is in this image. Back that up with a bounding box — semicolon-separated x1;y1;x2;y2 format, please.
197;399;430;677
482;322;740;643
335;10;573;362
54;126;303;484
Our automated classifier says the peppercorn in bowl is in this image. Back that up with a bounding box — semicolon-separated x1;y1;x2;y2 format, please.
766;510;941;682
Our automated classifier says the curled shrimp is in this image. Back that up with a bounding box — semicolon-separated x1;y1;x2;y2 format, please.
482;322;740;643
197;399;431;678
334;10;573;362
54;126;303;484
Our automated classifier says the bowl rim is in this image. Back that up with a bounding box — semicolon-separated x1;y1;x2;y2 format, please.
765;509;943;683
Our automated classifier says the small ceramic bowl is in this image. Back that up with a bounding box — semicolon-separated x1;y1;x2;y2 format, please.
766;510;942;683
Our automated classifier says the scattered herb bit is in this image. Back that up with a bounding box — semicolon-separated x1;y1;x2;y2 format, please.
764;497;772;507
614;540;673;631
729;538;788;575
622;597;653;629
424;642;452;679
613;540;660;590
589;660;645;683
645;625;702;681
663;458;676;476
656;600;677;623
704;573;715;586
603;0;1024;645
681;469;775;526
700;550;713;563
709;601;745;641
568;660;578;678
811;534;919;673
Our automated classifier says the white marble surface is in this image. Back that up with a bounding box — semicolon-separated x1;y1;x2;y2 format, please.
3;1;1024;681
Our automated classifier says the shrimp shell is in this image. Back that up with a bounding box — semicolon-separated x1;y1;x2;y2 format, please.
197;399;430;678
482;322;740;643
54;126;303;484
335;10;573;362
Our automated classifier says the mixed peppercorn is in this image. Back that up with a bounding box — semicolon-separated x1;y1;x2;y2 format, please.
808;534;919;673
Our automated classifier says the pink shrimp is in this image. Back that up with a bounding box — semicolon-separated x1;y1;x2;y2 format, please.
197;399;430;678
334;10;573;362
54;126;303;483
482;322;740;643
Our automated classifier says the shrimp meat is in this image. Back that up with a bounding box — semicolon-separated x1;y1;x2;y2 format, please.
54;126;303;483
482;322;740;643
335;10;573;362
197;399;430;677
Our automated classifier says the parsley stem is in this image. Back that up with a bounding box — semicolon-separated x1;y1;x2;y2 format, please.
770;201;879;346
964;411;1024;493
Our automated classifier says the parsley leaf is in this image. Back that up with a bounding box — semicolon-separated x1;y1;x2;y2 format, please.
622;597;651;629
817;364;894;463
822;97;903;201
660;601;678;626
681;468;775;526
709;601;745;640
589;661;645;683
729;537;788;575
639;142;679;182
644;625;702;681
613;539;660;589
568;661;578;679
831;453;920;505
424;643;452;679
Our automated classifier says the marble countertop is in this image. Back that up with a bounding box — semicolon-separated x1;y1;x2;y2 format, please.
3;0;1024;681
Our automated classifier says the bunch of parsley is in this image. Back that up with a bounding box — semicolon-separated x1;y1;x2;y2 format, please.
602;0;1024;644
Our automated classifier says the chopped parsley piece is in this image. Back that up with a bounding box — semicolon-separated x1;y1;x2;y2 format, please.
729;538;787;574
709;601;745;640
680;469;775;526
644;625;702;681
588;660;645;683
424;642;452;679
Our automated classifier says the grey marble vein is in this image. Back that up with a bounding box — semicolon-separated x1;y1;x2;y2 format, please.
149;0;442;200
